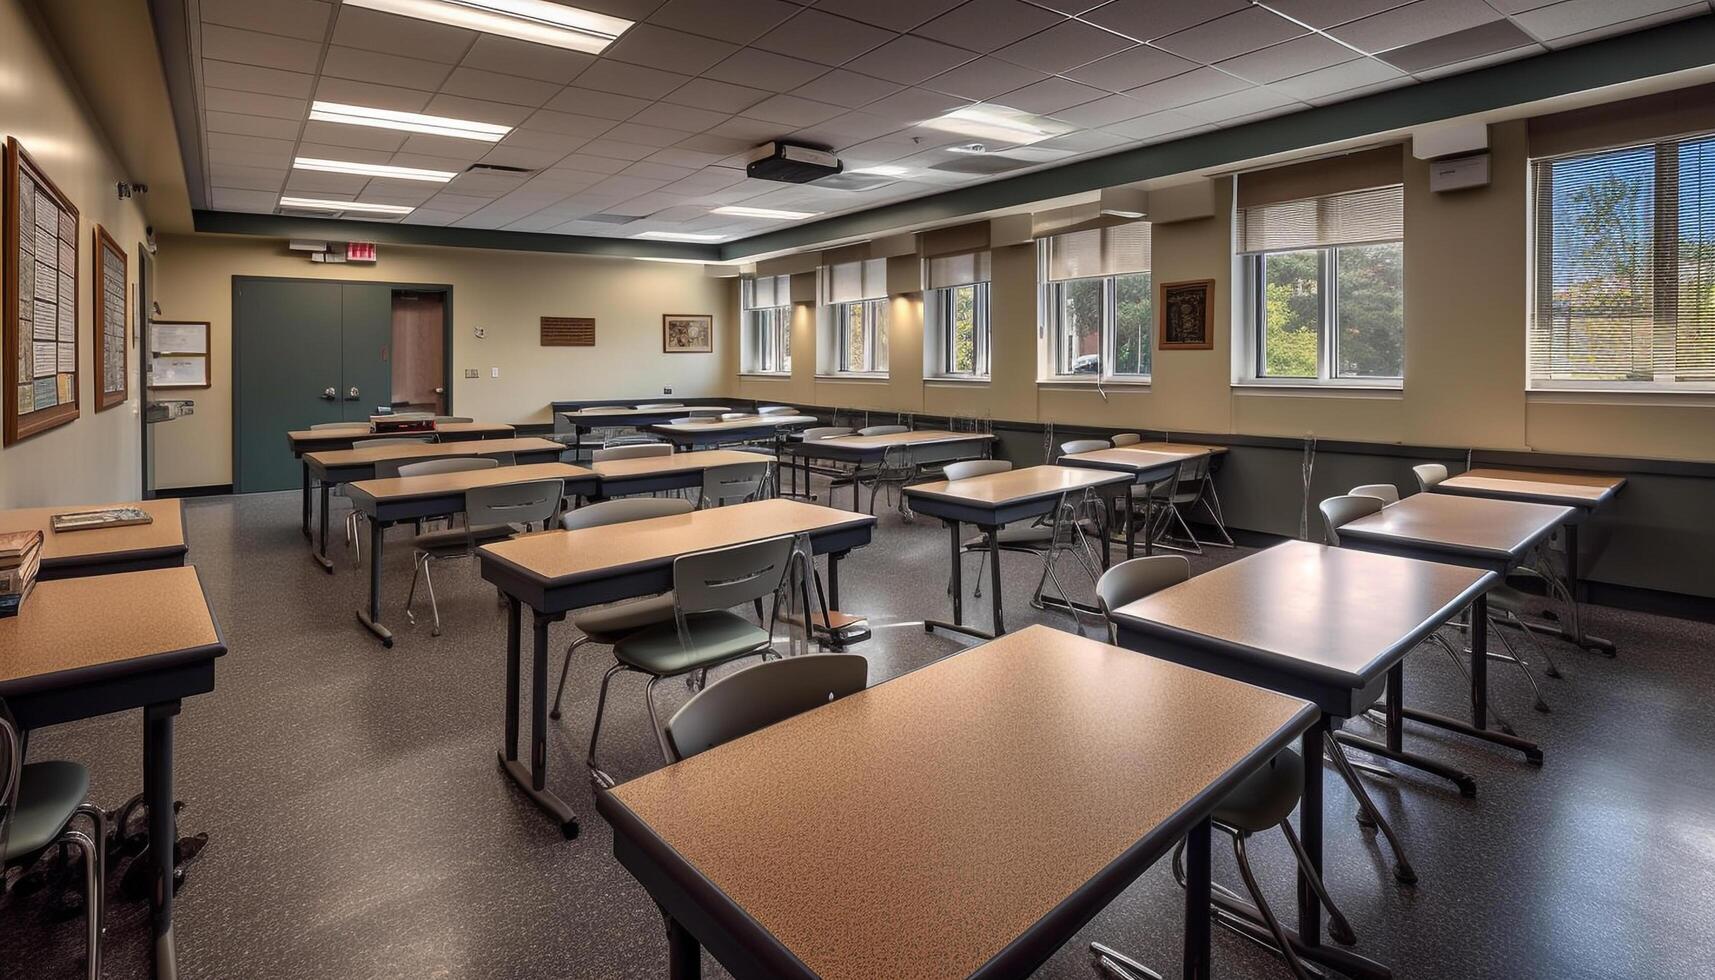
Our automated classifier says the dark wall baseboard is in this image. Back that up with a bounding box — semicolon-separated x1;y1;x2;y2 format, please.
155;484;233;498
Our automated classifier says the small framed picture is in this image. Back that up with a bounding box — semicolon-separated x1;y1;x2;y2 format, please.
1158;279;1214;351
663;314;714;353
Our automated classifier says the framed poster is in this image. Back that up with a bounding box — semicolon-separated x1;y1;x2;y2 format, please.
148;320;211;389
663;313;713;353
4;137;80;446
1158;278;1215;351
93;225;127;411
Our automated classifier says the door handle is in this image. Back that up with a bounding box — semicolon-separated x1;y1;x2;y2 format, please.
346;386;361;401
321;387;337;400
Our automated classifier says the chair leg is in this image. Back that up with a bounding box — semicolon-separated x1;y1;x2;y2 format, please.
1424;629;1518;736
1326;736;1417;884
1229;830;1315;980
1501;611;1559;704
422;559;441;636
644;674;674;763
586;663;626;788
405;552;424;620
74;803;107;934
62;828;101;980
1088;942;1163;980
550;635;590;720
1279;819;1357;946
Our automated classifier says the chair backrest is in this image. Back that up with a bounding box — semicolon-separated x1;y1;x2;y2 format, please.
669;416;699;425
665;654;868;762
701;462;769;507
601;434;660;448
1174;452;1212;490
1350;483;1400;506
858;424;908;436
377;451;468;479
467;479;564;529
396;457;499;479
690;408;726;418
1412;463;1448;491
944;459;1012;481
562;496;692;530
756;405;797;415
388;412;434;421
593;443;673;462
1060;439;1110;457
1110;432;1142;446
434;416;474;423
1319;494;1384;546
672;534;796;616
1096;555;1190;620
310;421;358;430
801;426;853;441
0;705;19;845
636;402;682;410
365;436;432;447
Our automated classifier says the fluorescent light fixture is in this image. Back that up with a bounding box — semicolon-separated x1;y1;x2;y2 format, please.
711;205;820;220
309;101;511;142
849;165;910;177
944;143;990;155
343;0;633;54
293;157;457;182
279;197;415;215
632;231;725;242
920;105;1072;147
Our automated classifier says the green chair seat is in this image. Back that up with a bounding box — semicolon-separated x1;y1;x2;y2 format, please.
410;523;517;555
614;611;770;676
2;760;89;861
573;593;677;643
1215;749;1304;834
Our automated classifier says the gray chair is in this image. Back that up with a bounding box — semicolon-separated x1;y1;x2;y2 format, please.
1149;454;1218;555
665;653;867;761
1059;438;1110;457
800;426;853;441
1093;555;1190;642
1110;432;1142;447
1412;463;1448;491
945;459;1098;629
1319;493;1384;546
346;437;444;559
406;479;564;636
396;457;499;479
1350;483;1401;505
593;443;673;462
700;462;769;508
550;498;695;721
2;708;105;980
849;426;912;512
588;535;798;786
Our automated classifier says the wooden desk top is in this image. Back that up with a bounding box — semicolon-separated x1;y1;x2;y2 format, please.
1436;468;1625;509
0;567;222;689
1112;540;1492;687
347;462;595;503
306;437;562;469
1132;441;1227;455
1063;446;1204;471
563;405;731;419
810;430;996;451
286;421;512;444
592;450;766;480
1339;492;1573;564
604;625;1313;980
0;499;186;568
905;464;1128;506
480;498;874;586
650;414;816;432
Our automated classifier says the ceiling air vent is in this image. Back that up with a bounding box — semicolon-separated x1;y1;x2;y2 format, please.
929;155;1037;175
465;163;537;176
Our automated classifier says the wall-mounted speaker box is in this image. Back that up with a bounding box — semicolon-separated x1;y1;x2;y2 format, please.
1429;152;1491;192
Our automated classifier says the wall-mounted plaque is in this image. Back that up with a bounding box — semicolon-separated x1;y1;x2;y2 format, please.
1158;279;1215;351
4;137;80;446
540;316;595;346
94;225;127;411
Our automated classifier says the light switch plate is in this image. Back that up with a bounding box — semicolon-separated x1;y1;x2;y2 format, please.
490;367;500;378
464;368;478;379
662;386;673;394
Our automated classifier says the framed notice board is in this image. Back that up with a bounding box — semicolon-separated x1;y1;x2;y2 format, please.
148;320;211;389
94;225;127;411
4;137;81;446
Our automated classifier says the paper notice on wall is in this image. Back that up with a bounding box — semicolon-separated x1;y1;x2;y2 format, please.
57;342;75;373
59;210;74;243
34;227;55;270
34;376;57;410
56;373;73;404
33;299;55;338
17;384;33;416
58;294;74;342
33;342;57;377
34;186;55;232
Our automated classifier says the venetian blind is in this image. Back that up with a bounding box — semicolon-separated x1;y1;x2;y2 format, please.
925;251;992;289
1236;185;1404;254
1043;223;1151;281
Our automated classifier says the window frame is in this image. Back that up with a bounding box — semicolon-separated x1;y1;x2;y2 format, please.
1237;242;1405;389
740;277;792;376
926;281;991;380
832;297;889;376
1036;243;1153;384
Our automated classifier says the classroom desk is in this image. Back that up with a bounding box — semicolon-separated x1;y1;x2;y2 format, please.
1059;446;1207;560
590;450;771;500
904;465;1131;640
478;499;876;835
785;430;996;509
560;405;734;442
0;498;187;579
302;437;563;573
343;462;599;647
598;625;1315;980
1432;468;1626;655
0;566;226;980
647;415;816;451
287;423;515;539
1335;492;1572;765
1111;541;1493;980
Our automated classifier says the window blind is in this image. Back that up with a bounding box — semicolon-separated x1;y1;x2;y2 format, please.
1043;223;1151;281
1236;185;1403;254
825;257;887;303
1529;134;1715;387
743;274;789;310
925;251;992;289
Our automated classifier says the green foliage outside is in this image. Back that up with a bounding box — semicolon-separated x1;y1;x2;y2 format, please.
1261;245;1403;379
950;285;977;373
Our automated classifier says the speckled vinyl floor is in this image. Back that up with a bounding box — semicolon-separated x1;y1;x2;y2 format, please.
3;482;1714;979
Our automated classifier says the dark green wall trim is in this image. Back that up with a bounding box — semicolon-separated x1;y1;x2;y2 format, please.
720;13;1715;259
154;483;233;498
191;210;724;260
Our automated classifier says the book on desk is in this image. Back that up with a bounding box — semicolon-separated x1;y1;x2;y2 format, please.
0;529;43;616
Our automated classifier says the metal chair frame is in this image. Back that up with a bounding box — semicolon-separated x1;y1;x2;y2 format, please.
406;479;564;636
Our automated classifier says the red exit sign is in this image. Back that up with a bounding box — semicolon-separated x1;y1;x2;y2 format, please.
346;241;377;262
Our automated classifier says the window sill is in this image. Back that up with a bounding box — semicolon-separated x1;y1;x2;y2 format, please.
1527;388;1715;408
1037;378;1152;392
925;375;991;386
738;372;792;380
1231;383;1402;399
815;373;890;383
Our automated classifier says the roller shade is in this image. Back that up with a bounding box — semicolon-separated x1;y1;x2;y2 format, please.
1236;185;1403;254
743;274;789;309
1043;223;1150;281
925;251;992;289
825;257;887;303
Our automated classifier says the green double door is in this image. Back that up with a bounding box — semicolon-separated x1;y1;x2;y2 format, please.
234;279;394;493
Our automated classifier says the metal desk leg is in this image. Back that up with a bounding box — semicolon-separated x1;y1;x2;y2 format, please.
827;551;843;609
314;482;334;573
301;462;312;539
1471;599;1488;731
146;701;181;980
1183;816;1212;980
988;527;1005;636
502;598;520;763
926;518;992;641
356;516;393;647
498;602;580;838
1531;523;1616;656
669;916;701;980
1390;597;1543;766
1125;492;1136;561
1337;663;1478;797
1299;721;1324;949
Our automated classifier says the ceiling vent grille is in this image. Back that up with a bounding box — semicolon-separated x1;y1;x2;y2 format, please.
465;163;537;176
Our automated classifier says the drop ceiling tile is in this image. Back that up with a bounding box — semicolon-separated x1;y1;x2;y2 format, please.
1217;34;1358;84
200;25;322;74
1122;66;1250;109
506;214;576;232
544;87;653;120
554;154;633;174
623;161;699;182
313;77;434;114
1268;56;1405;100
1411;41;1542;77
446;172;528;195
402;209;470;225
209;187;281;212
573;60;693;100
284;171;372;195
860;86;971;123
321;46;453;90
1173;86;1299;124
666;77;773;113
354;183;443;205
674;133;757;155
1027;0;1107;11
591;174;673;198
660;166;747;191
791;110;903;146
202;60;314;99
439;68;562;107
1380;19;1538;71
706;115;792;141
460;36;596;84
525;169;606;191
1262;0;1417;28
1151;7;1309;63
752;10;897;66
996;76;1108;113
424;193;499;213
207;163;288;192
1329;0;1505;54
742;94;848;127
1514;0;1702;41
812;0;969;30
1035;128;1132;152
199;0;331;41
300;120;409;152
703;48;828;91
523;108;622;138
1047;92;1150;126
648;148;729;168
477;145;574;170
1540;2;1708;48
921;57;1047;100
1063;44;1198;92
787;69;902;110
915;0;1066;52
845;35;980;85
606;121;704;147
580;138;666;161
209;145;295;171
1080;0;1249;42
329;6;475;63
1099;107;1202;139
214;131;302;158
628;102;731;132
648;0;801;43
389;151;478;172
423;94;534;126
397;134;493;160
603;24;740;75
993;20;1134;73
839;136;931;164
205;111;303;140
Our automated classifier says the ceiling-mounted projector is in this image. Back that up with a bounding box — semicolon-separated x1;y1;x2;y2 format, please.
747;141;842;183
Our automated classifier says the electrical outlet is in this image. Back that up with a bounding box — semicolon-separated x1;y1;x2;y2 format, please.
464;368;478;379
491;367;500;379
662;386;673;395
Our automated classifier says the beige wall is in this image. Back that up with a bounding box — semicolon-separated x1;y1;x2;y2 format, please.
0;0;151;508
151;235;733;488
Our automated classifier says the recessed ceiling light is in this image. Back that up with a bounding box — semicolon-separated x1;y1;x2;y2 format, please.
293;157;458;182
921;105;1073;147
632;231;726;242
279;197;416;215
711;205;820;220
945;143;990;155
849;165;910;177
343;0;633;54
309;101;511;142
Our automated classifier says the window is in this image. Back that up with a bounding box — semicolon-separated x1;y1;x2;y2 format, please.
741;275;791;375
1529;133;1715;391
822;257;890;376
925;251;991;378
1237;185;1404;385
1038;224;1152;381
